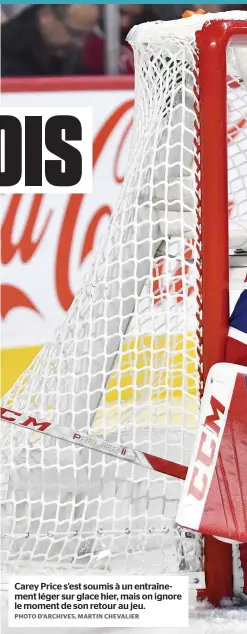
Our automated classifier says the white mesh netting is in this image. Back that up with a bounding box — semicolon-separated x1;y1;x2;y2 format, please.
1;12;247;583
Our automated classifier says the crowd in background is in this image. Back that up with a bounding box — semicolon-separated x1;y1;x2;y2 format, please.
1;4;246;77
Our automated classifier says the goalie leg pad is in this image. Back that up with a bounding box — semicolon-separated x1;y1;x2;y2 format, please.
176;363;247;543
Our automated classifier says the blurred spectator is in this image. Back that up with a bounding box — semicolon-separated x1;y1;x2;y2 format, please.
2;4;239;78
82;28;104;75
82;4;157;75
119;4;157;73
152;4;239;20
1;7;7;24
1;4;100;76
2;4;28;20
119;5;156;40
152;5;194;20
192;4;246;12
194;4;227;11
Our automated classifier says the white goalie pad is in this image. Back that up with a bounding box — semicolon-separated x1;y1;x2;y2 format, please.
177;363;247;543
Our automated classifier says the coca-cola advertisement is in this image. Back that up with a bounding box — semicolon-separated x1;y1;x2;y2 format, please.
1;81;133;353
1;77;246;376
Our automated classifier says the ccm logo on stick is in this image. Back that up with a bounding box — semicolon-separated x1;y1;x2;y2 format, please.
0;407;51;432
0;108;92;193
188;396;225;501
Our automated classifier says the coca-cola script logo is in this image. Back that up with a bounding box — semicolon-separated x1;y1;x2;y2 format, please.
1;100;133;320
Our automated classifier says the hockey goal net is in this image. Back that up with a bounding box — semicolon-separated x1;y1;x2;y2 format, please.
1;12;247;604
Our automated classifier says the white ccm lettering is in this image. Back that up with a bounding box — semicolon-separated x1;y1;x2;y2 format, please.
188;396;225;501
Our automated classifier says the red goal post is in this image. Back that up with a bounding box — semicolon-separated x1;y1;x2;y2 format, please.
197;19;247;383
191;18;247;604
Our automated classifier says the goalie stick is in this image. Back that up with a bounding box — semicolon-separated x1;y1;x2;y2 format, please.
1;362;246;545
0;406;187;480
0;361;245;489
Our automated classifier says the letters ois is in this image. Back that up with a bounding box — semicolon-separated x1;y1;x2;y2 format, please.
0;107;92;193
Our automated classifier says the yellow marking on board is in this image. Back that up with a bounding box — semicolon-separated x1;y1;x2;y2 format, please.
105;333;197;403
92;397;198;435
1;345;42;397
1;335;197;417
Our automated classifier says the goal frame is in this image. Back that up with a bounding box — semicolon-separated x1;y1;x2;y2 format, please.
198;20;247;380
196;19;247;605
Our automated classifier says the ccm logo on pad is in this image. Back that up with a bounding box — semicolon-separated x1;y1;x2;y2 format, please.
188;396;225;501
